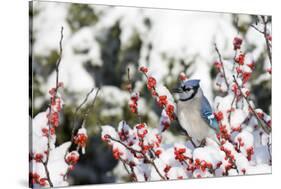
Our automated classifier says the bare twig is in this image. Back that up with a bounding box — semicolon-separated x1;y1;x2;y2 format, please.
108;136;142;154
40;160;53;187
250;16;272;65
214;44;230;90
149;158;166;180
249;24;264;34
64;87;99;160
107;136;166;180
261;16;272;65
55;27;64;90
83;88;100;120
44;26;64;187
232;76;271;134
267;140;272;165
120;158;137;182
70;88;99;141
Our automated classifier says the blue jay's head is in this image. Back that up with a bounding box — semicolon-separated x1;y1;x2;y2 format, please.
172;79;201;101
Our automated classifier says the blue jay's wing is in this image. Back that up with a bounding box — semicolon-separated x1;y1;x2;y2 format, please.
200;96;219;132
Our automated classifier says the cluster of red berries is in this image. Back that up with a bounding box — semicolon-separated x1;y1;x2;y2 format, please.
41;127;55;137
129;93;139;114
66;151;80;170
165;104;175;121
214;61;222;72
158;95;168;107
219;124;231;140
136;123;148;139
33;153;44;163
147;76;157;90
174;147;188;162
74;128;88;149
179;72;188;81
30;172;48;187
220;146;235;172
231;83;240;96
118;127;130;142
256;109;272;128
235;53;245;65
233;37;243;50
45;82;64;137
246;146;254;161
194;159;213;172
214;111;224;122
112;148;124;160
140;66;175;122
235;137;245;151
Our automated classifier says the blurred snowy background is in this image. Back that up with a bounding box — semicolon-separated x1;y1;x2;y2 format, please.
30;1;271;186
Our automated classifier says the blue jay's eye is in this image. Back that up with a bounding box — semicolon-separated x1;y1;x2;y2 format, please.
182;86;192;91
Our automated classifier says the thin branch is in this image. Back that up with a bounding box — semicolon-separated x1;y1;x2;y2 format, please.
55;27;64;89
44;26;64;187
107;136;142;154
107;136;166;180
249;24;264;34
120;159;132;176
40;160;53;187
149;158;166;180
71;87;98;141
214;44;230;90
83;88;100;120
232;76;271;134
267;140;272;165
120;158;137;182
64;87;100;160
261;16;272;65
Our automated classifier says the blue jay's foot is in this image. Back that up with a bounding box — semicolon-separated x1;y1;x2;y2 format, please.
199;139;206;147
185;135;198;148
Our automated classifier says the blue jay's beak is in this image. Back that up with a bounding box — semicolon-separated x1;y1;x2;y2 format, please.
172;87;183;93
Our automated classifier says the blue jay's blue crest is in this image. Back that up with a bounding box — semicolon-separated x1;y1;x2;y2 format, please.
181;79;200;88
173;79;201;101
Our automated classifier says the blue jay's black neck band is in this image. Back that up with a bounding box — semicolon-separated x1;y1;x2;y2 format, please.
179;86;199;102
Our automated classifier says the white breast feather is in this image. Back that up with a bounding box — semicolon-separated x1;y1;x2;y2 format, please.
177;98;215;142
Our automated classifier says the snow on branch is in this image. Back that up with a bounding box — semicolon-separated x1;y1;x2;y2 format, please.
30;27;99;188
101;34;272;181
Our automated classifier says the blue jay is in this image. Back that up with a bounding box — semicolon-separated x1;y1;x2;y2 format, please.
172;79;220;145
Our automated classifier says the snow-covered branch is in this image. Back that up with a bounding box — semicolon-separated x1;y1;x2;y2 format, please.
101;34;272;181
30;28;98;188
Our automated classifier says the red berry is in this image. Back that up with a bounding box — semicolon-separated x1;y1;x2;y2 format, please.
214;111;224;122
74;133;88;148
235;54;245;65
233;37;243;50
139;66;148;73
179;72;188;81
147;77;156;90
158;95;168;107
34;153;43;162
